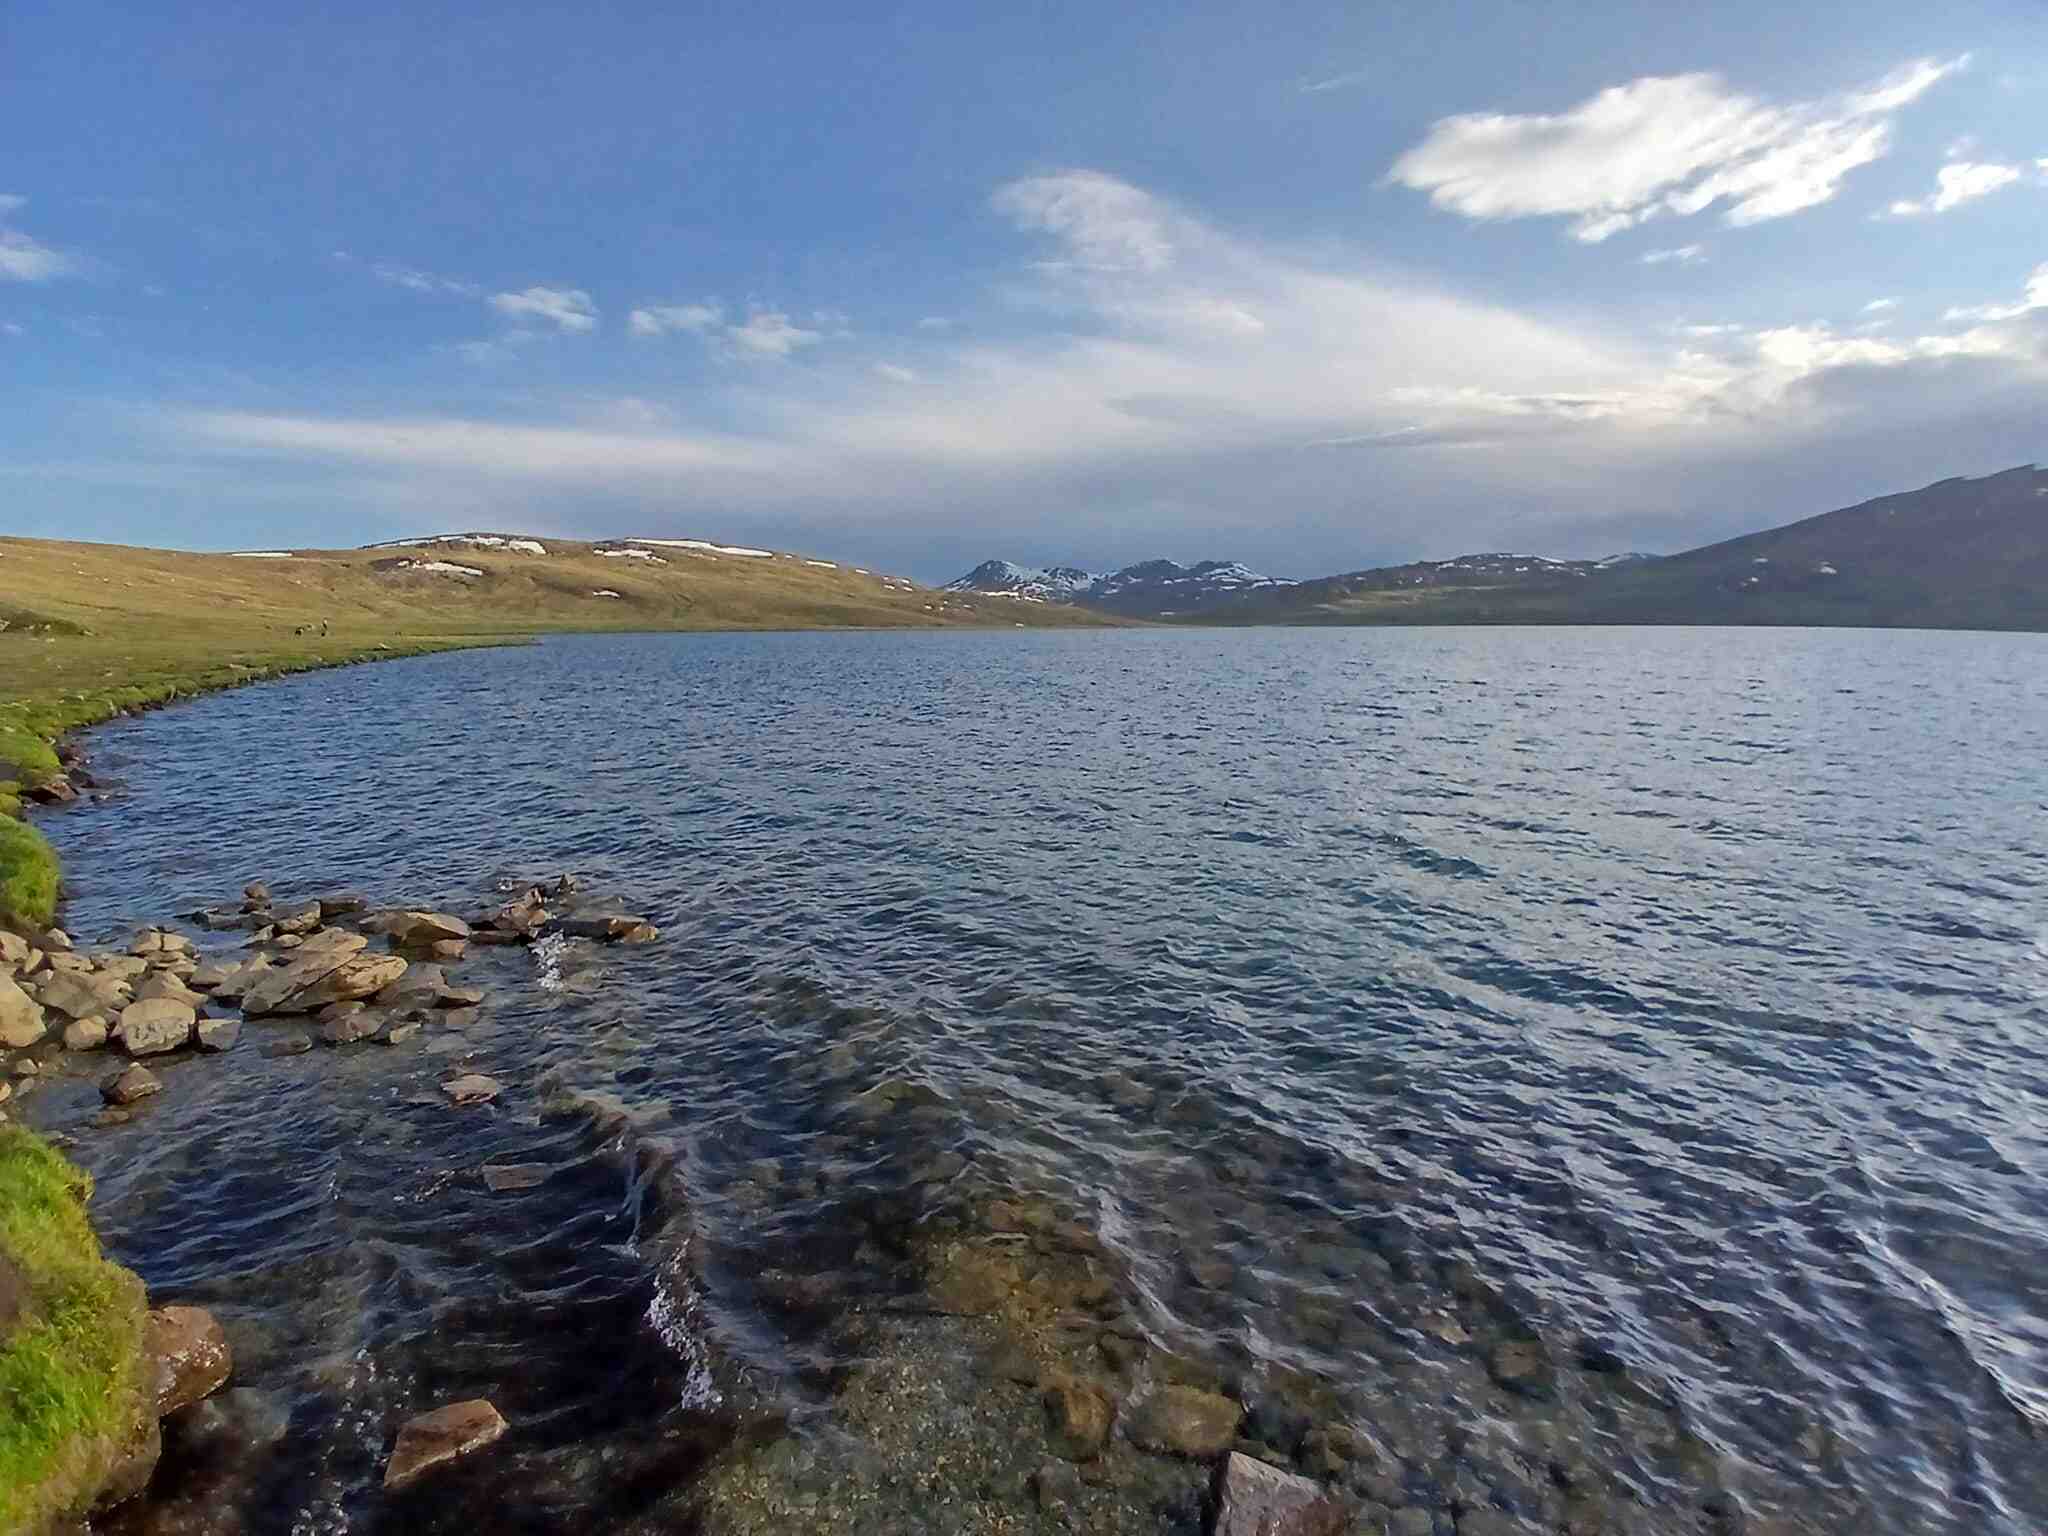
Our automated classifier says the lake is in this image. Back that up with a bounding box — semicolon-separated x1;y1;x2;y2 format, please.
31;625;2048;1535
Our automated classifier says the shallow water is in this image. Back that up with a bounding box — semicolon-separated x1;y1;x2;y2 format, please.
27;625;2048;1533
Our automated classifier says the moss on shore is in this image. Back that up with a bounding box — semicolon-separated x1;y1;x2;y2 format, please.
0;1128;150;1535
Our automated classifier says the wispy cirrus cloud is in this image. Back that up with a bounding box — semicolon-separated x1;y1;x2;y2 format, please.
1390;55;1966;242
1642;244;1705;266
0;199;75;282
628;302;722;337
488;285;599;333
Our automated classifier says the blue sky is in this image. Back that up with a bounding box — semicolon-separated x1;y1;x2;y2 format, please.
3;0;2044;579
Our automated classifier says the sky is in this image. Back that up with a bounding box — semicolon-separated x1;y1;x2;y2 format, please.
3;0;2044;580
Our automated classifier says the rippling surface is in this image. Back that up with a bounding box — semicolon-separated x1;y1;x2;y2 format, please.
30;625;2048;1534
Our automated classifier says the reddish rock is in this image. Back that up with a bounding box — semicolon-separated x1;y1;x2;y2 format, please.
383;1399;507;1490
148;1305;233;1415
1211;1452;1350;1535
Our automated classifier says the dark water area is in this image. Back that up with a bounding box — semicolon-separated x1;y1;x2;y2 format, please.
26;625;2048;1534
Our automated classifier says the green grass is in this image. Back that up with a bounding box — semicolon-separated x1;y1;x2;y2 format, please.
0;1128;149;1536
0;823;58;930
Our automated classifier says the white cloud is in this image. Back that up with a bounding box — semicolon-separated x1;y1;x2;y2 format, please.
370;261;478;297
488;286;598;333
0;230;71;282
991;171;1174;271
1863;297;1899;312
1299;69;1371;95
1390;55;1966;241
168;174;2048;568
1887;160;2025;216
629;302;723;337
1642;245;1705;266
1941;262;2048;322
726;310;821;358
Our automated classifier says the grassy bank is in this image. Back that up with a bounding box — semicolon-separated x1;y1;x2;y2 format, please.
0;531;1103;928
0;1127;150;1535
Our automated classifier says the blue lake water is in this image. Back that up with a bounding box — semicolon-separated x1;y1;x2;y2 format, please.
32;625;2048;1534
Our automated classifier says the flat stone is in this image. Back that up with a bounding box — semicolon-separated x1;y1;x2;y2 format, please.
481;1162;548;1192
188;960;232;991
320;1008;385;1045
62;1015;109;1052
441;1074;502;1106
423;939;467;962
294;927;370;960
102;1063;162;1105
195;1018;240;1052
384;1399;507;1490
117;998;196;1056
36;970;130;1023
1212;1452;1350;1536
244;952;407;1016
380;1020;421;1046
273;901;323;936
263;1032;313;1058
385;910;471;946
1127;1385;1242;1459
133;970;204;1007
94;956;149;983
317;892;367;919
0;973;46;1048
148;1305;233;1415
209;958;272;1002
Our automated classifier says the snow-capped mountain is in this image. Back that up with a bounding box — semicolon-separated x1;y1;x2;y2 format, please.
943;557;1293;615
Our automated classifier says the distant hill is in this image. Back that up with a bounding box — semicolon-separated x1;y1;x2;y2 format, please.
943;557;1292;615
953;466;2048;630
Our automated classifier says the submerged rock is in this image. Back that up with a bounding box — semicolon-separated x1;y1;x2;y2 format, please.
263;1032;313;1059
103;1063;163;1105
1211;1452;1349;1536
441;1074;503;1105
383;1399;508;1490
148;1305;233;1415
1127;1385;1242;1460
1043;1372;1116;1460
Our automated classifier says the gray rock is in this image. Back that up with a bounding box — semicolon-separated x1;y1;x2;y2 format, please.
103;1062;163;1104
148;1305;233;1415
263;1032;313;1058
384;1399;507;1490
1211;1452;1349;1536
209;957;271;1002
134;970;204;1007
42;928;73;953
63;1015;109;1052
320;1009;385;1045
316;892;367;919
273;901;323;936
291;927;368;960
36;970;129;1023
195;1018;240;1052
242;881;271;908
243;952;406;1016
0;974;46;1048
117;998;196;1056
130;927;195;958
381;1020;421;1046
94;956;150;983
187;959;232;991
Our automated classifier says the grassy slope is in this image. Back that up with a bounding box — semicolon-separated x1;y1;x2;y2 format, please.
0;1128;150;1536
0;533;1103;927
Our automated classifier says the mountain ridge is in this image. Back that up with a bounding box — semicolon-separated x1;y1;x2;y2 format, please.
949;466;2048;630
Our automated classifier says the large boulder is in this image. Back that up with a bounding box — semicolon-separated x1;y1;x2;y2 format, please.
0;930;29;968
240;952;406;1017
294;928;368;961
63;1016;109;1052
133;971;204;1008
147;1305;233;1415
384;1399;508;1490
36;970;130;1022
0;973;47;1048
1211;1453;1350;1536
116;999;196;1056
